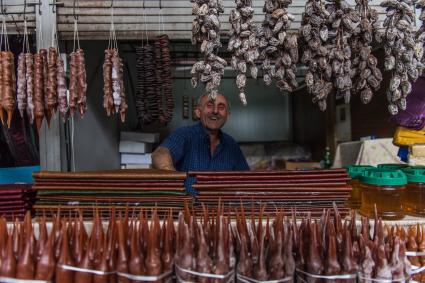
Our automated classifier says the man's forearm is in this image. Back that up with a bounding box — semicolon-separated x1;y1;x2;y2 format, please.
152;147;176;171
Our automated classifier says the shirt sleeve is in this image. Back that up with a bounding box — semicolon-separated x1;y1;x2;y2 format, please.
233;144;250;171
159;129;188;166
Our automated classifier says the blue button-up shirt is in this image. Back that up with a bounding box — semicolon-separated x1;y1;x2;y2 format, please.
160;123;250;193
161;122;249;171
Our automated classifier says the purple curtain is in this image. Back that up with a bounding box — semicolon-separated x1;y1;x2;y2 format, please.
390;73;425;130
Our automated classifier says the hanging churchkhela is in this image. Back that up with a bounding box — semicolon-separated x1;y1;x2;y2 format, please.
69;18;87;118
351;0;382;104
0;17;16;129
33;50;45;131
259;0;298;93
155;34;174;124
299;0;334;111
381;0;424;115
190;0;227;100
57;53;67;122
136;42;158;125
103;7;128;122
228;0;259;105
17;20;32;123
17;52;28;122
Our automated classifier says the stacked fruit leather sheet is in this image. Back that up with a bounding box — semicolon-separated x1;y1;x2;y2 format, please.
0;184;34;219
190;168;352;217
32;169;191;218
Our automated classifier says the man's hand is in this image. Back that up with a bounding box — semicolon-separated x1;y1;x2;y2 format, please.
152;146;176;171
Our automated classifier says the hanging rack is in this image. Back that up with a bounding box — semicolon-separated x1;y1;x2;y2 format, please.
36;0;41;15
49;0;64;13
0;0;5;16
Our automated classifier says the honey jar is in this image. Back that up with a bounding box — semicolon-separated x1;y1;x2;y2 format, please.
345;165;375;209
359;169;407;220
401;167;425;217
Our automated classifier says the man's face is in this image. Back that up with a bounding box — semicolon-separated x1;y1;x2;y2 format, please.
196;94;229;132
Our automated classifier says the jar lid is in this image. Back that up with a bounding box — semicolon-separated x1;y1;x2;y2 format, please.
377;163;409;171
402;167;425;183
344;165;375;179
360;169;407;186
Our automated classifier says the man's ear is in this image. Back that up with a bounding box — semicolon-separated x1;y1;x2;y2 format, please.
195;108;201;119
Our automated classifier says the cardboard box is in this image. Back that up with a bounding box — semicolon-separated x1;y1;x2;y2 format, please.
285;161;321;170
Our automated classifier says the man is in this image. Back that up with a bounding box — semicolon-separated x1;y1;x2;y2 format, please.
152;93;249;172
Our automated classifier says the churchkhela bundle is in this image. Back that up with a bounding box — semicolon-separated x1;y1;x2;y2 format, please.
0;204;423;282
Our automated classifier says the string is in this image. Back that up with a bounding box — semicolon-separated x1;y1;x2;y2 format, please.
72;0;80;51
54;22;60;54
0;15;4;52
143;3;149;45
2;15;9;51
108;0;113;50
161;6;165;34
140;1;144;47
38;14;43;51
22;19;27;53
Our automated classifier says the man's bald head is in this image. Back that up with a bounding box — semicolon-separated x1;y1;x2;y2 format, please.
195;93;230;133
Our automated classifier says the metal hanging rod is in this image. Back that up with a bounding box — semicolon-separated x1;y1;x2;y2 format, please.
1;1;64;16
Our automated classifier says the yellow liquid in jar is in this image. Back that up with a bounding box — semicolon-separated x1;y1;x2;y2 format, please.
402;182;425;216
347;179;361;209
359;183;406;220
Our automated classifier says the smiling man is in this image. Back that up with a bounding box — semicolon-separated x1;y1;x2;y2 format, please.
152;93;249;172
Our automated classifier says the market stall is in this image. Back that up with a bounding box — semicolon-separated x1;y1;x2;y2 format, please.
0;0;425;282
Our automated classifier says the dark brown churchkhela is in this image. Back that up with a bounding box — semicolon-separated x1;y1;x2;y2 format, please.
33;52;45;131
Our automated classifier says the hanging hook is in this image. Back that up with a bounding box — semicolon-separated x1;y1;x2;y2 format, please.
0;0;4;16
143;0;145;10
73;0;78;20
23;0;27;20
159;0;162;9
52;0;56;13
38;0;42;15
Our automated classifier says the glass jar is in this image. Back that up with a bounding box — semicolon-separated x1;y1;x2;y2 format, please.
345;165;375;209
402;167;425;216
359;169;407;220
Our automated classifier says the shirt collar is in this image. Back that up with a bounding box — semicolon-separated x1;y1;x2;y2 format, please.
195;122;225;143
